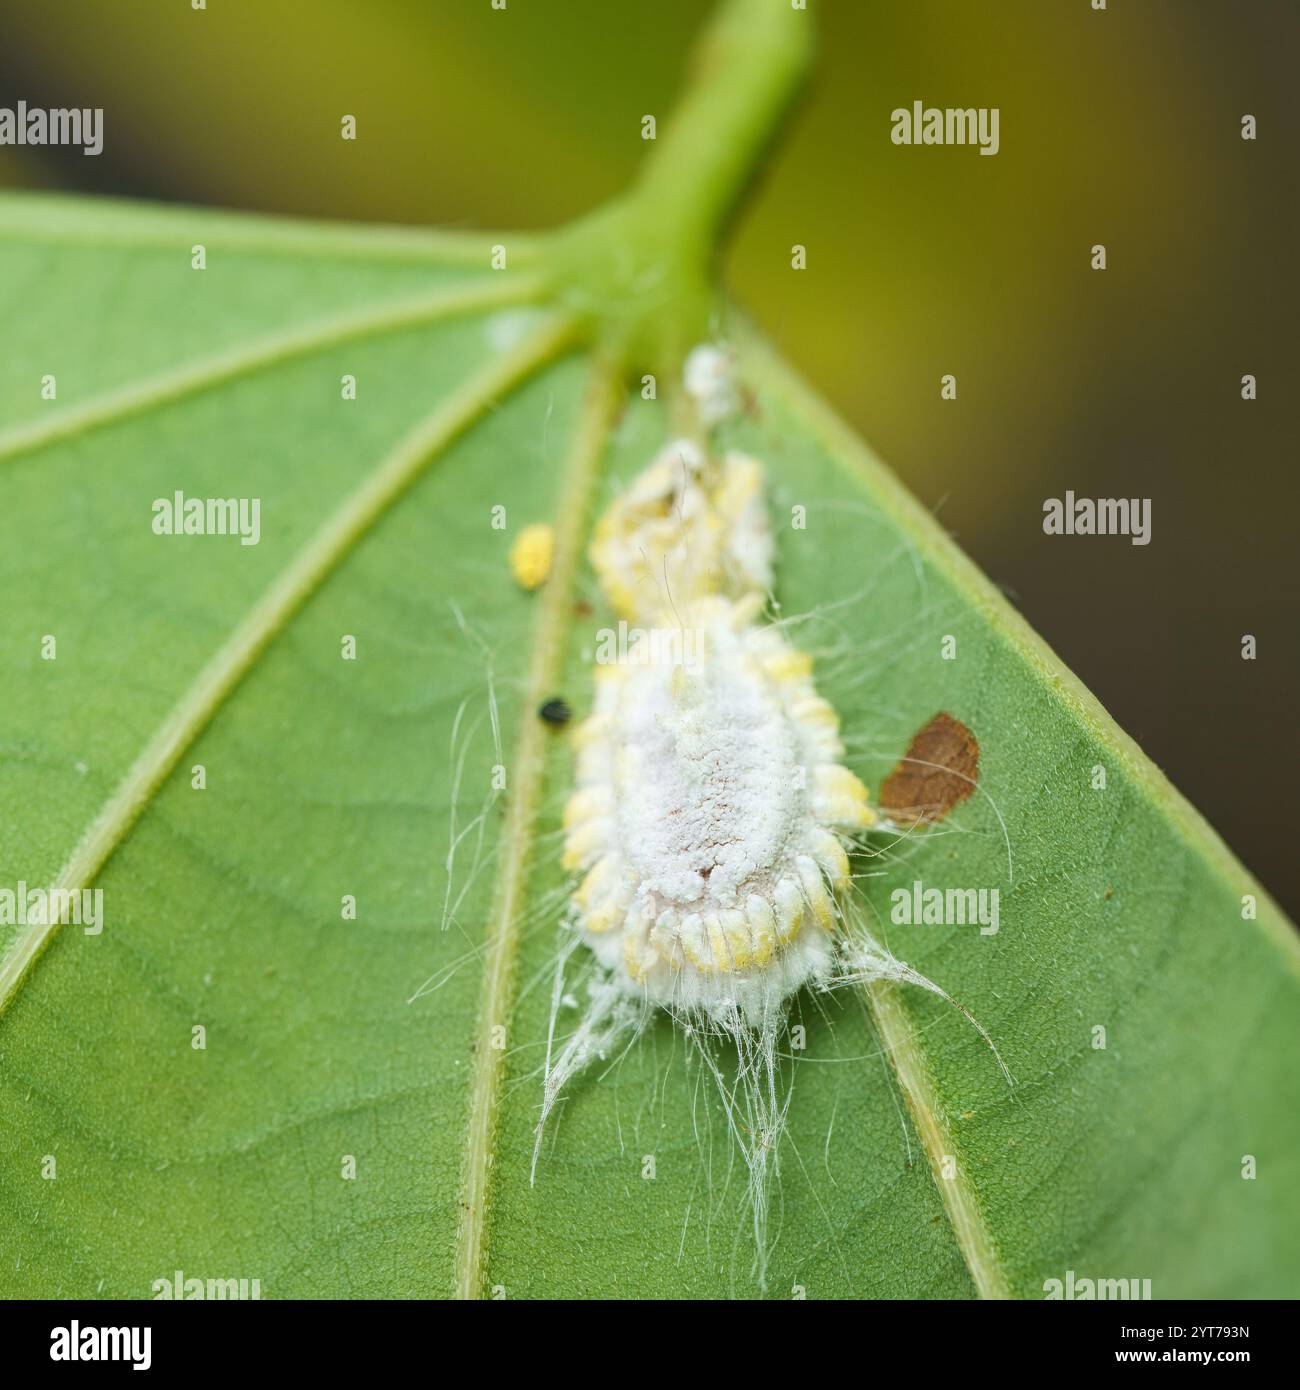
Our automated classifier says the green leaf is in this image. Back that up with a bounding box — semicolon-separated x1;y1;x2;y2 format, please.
2;0;1296;1301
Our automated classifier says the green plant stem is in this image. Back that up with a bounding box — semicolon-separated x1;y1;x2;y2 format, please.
551;0;813;369
634;0;813;268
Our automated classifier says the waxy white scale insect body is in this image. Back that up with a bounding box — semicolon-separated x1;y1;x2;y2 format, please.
565;591;875;1022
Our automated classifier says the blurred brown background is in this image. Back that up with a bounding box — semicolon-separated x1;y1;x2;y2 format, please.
2;0;1295;913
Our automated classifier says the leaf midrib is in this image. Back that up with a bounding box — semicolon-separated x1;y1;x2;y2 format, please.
452;353;623;1299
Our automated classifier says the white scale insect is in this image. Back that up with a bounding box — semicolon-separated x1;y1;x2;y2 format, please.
534;344;1001;1278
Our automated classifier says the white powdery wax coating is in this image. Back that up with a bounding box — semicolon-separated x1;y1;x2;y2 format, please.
617;631;801;907
564;598;876;1021
683;343;739;425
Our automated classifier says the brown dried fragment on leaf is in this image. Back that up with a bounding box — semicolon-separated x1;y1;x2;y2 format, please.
879;712;979;825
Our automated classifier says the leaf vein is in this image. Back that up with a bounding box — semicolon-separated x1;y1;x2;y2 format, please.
0;314;577;1017
452;353;622;1299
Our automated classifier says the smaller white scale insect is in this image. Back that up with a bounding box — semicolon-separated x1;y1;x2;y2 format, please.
535;345;1001;1278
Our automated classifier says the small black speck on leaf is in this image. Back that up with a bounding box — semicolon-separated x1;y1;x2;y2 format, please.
539;698;572;727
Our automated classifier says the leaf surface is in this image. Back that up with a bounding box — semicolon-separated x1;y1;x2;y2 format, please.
1;72;1297;1304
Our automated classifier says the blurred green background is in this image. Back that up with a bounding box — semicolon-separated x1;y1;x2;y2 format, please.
2;0;1295;914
